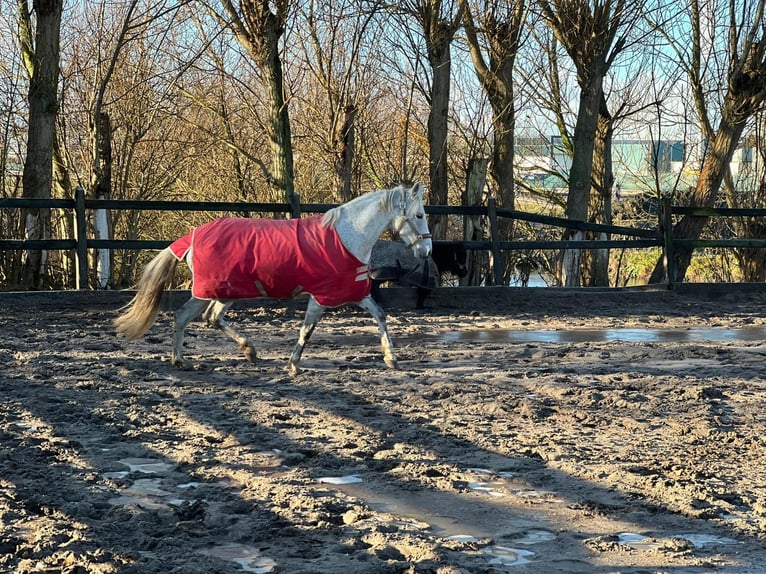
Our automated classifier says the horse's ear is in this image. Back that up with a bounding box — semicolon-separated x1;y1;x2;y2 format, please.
409;183;422;199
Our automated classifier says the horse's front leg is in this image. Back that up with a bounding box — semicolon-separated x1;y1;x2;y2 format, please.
358;296;398;370
288;296;326;376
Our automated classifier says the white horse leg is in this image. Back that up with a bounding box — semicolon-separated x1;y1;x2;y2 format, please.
288;296;326;376
203;300;257;362
173;297;208;367
358;296;398;369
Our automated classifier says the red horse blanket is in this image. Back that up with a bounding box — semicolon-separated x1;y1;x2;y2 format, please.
169;216;371;306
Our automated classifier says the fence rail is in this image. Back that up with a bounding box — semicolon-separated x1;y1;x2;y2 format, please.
3;187;766;290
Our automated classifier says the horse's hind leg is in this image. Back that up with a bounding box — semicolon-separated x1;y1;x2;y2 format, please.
203;300;257;362
173;297;208;367
288;296;326;376
358;296;398;369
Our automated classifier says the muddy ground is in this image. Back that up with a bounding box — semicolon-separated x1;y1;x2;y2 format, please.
3;287;766;573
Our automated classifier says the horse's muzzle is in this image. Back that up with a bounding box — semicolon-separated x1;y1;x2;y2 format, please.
412;237;433;259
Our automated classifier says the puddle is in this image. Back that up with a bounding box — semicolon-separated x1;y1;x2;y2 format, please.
446;534;481;543
618;532;738;550
512;529;557;545
644;359;726;370
108;494;169;509
468;482;505;497
618;532;661;550
317;475;364;485
464;472;562;503
328;326;766;347
103;471;129;480
322;477;544;542
514;489;563;502
104;457;244;511
467;467;496;475
435;325;766;344
116;458;175;474
108;478;184;509
199;543;276;573
483;545;535;566
101;459;276;572
123;478;174;497
677;533;739;547
333;481;495;538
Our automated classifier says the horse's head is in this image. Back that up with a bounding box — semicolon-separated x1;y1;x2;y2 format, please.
391;183;432;259
448;244;469;277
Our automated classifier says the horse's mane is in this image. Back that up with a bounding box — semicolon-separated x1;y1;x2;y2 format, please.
321;207;342;229
321;186;402;229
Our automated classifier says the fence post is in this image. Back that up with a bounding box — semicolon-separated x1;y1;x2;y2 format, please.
289;192;301;218
487;196;504;285
74;186;88;290
660;197;675;290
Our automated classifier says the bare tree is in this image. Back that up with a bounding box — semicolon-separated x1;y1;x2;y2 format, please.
399;0;466;240
292;0;382;201
0;8;28;284
649;0;766;283
203;0;295;203
732;115;766;281
537;0;636;286
19;0;63;288
460;0;526;283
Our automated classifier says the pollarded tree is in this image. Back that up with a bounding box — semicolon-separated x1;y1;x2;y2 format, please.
733;114;766;281
649;0;766;283
523;10;674;286
18;0;63;289
292;0;383;202
400;0;466;240
204;0;295;203
460;0;526;248
537;0;638;286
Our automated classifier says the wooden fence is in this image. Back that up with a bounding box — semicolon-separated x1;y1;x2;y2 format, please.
3;186;766;290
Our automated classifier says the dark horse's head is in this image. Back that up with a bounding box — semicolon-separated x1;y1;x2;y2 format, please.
432;243;468;278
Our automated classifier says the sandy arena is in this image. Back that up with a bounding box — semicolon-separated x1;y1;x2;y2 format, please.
2;288;766;573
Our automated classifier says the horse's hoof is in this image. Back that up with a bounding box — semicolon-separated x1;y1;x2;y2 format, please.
385;357;400;370
171;358;192;370
243;347;257;363
287;361;301;376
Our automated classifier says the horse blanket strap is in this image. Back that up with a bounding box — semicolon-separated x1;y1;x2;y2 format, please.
369;261;436;289
169;216;371;306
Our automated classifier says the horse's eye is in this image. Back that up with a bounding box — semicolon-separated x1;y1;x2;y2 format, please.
416;213;424;219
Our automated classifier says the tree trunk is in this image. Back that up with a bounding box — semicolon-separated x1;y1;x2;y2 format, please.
461;157;488;286
489;79;517;284
587;99;614;286
335;105;356;202
235;0;295;203
560;73;603;287
20;0;63;289
649;118;746;283
460;0;522;257
737;225;766;282
261;26;295;202
427;39;450;240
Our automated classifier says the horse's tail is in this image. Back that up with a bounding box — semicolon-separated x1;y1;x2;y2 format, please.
115;248;179;340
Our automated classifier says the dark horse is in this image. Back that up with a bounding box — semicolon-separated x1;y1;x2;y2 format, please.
370;241;468;308
432;243;468;281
